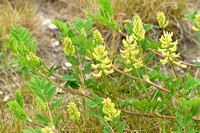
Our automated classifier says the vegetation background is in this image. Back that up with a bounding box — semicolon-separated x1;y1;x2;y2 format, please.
0;0;200;132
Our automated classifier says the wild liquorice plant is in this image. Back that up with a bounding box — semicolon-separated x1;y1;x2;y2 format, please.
6;0;200;132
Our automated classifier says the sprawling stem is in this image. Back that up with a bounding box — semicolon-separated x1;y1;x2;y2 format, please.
32;66;200;121
134;67;151;101
112;66;181;97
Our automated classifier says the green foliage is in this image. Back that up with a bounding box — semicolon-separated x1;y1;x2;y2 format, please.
87;0;120;31
185;11;197;21
7;91;31;122
51;20;75;39
74;18;95;36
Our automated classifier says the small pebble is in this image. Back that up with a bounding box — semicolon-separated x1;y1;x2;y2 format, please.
3;95;10;102
64;62;72;67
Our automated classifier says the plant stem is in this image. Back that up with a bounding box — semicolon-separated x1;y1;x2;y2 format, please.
139;41;147;75
76;121;83;133
112;66;181;97
134;68;151;101
102;71;112;94
114;122;120;133
169;60;179;78
71;56;82;86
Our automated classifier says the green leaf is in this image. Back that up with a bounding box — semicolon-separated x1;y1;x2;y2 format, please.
184;115;192;127
188;97;200;106
176;111;183;126
15;90;24;108
15;65;23;71
145;53;155;63
36;114;49;125
124;22;133;35
92;93;103;104
22;67;30;78
85;98;97;108
43;80;53;95
32;89;46;102
86;110;106;125
173;78;183;88
196;61;200;68
83;63;92;75
40;77;47;89
178;98;188;114
50;98;64;110
47;64;56;77
144;24;153;32
70;82;79;89
140;39;148;53
103;126;112;133
53;113;62;125
118;121;126;133
185;11;197;21
186;123;195;133
47;86;57;102
60;75;77;82
98;106;103;115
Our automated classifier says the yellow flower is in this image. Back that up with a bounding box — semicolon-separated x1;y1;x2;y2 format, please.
157;11;169;29
26;52;42;65
132;14;145;41
42;127;54;133
192;14;200;32
87;45;113;78
93;29;104;44
62;37;75;56
67;102;80;122
102;98;121;122
120;35;144;72
158;31;184;67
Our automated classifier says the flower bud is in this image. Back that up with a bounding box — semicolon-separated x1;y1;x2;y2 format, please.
67;102;80;122
102;98;121;122
93;29;104;44
157;11;169;29
42;126;54;133
132;14;145;41
62;37;75;56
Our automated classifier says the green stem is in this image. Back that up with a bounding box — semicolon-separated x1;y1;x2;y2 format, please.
71;56;82;86
139;42;147;75
114;122;120;133
169;60;179;78
76;121;83;133
102;71;112;94
134;68;151;101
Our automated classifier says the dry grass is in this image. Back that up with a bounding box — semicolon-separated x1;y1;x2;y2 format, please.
0;0;38;69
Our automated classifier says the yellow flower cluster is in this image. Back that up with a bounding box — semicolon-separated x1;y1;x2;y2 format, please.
62;37;75;56
158;31;186;67
93;29;104;44
67;102;80;122
81;28;87;37
102;98;121;122
86;30;113;78
26;52;42;65
157;11;169;30
132;14;145;41
87;45;114;78
120;35;143;72
42;126;54;133
37;98;46;112
192;14;200;32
